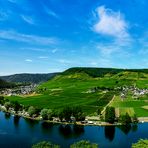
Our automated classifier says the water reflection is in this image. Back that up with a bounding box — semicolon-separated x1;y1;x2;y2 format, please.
4;112;11;120
73;124;84;137
24;118;39;128
117;124;132;135
131;124;138;132
13;115;20;128
59;124;84;139
104;126;115;141
59;124;72;138
41;122;53;134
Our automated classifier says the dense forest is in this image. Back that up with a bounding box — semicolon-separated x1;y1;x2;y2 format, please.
0;73;59;84
0;79;16;89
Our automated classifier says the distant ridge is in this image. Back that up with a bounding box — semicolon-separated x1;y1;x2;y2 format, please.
1;67;148;84
0;73;59;84
62;67;148;78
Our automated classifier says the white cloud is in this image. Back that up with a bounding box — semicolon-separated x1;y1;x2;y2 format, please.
38;56;48;59
0;30;58;45
58;59;71;64
21;15;35;25
93;6;129;38
25;59;32;62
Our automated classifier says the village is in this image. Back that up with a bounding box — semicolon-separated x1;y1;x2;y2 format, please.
119;86;148;99
0;84;37;96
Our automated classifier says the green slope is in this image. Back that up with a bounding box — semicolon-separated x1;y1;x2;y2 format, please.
6;67;148;115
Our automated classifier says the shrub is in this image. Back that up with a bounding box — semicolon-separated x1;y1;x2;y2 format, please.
132;139;148;148
70;140;98;148
28;106;36;117
119;113;132;125
32;141;60;148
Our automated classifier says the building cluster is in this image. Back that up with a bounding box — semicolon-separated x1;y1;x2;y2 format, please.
120;86;148;99
0;84;37;96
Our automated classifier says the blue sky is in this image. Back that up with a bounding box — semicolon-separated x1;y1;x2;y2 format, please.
0;0;148;75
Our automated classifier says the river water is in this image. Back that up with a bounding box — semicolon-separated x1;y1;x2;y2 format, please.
0;111;147;148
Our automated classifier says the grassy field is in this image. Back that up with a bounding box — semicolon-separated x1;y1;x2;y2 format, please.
5;70;148;116
110;95;148;117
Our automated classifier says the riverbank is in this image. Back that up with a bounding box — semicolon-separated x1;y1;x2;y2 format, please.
1;108;147;127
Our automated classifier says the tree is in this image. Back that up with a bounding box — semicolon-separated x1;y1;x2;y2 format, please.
70;140;98;148
105;106;115;123
119;113;132;125
4;102;11;111
41;109;48;120
132;139;148;148
0;96;5;105
97;106;103;115
132;114;138;123
72;106;85;121
62;106;72;121
11;101;22;113
58;110;64;121
47;109;53;120
32;141;60;148
28;106;36;117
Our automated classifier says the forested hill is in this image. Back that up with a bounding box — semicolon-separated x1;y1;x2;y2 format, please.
0;73;59;84
0;79;15;89
62;67;148;78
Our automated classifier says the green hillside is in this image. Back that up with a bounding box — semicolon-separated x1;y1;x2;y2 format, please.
5;68;148;115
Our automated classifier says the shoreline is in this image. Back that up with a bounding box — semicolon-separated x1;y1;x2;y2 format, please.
1;109;148;126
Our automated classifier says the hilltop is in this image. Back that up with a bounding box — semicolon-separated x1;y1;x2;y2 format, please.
0;73;59;84
62;67;148;78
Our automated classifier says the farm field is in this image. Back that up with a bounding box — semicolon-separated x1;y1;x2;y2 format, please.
110;95;148;117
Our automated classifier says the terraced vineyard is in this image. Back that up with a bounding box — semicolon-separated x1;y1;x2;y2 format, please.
5;68;148;116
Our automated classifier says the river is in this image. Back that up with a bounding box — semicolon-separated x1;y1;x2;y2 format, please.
0;111;147;148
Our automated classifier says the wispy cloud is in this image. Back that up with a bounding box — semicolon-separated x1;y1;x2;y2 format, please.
93;6;129;39
52;48;58;53
58;59;71;64
0;11;8;21
21;15;35;25
25;59;32;62
43;5;59;19
38;56;48;59
0;30;58;45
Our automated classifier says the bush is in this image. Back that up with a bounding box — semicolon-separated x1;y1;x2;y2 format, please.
0;96;5;105
11;101;22;113
28;106;36;117
4;102;11;111
32;141;60;148
97;106;103;115
119;113;132;125
132;139;148;148
70;140;98;148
